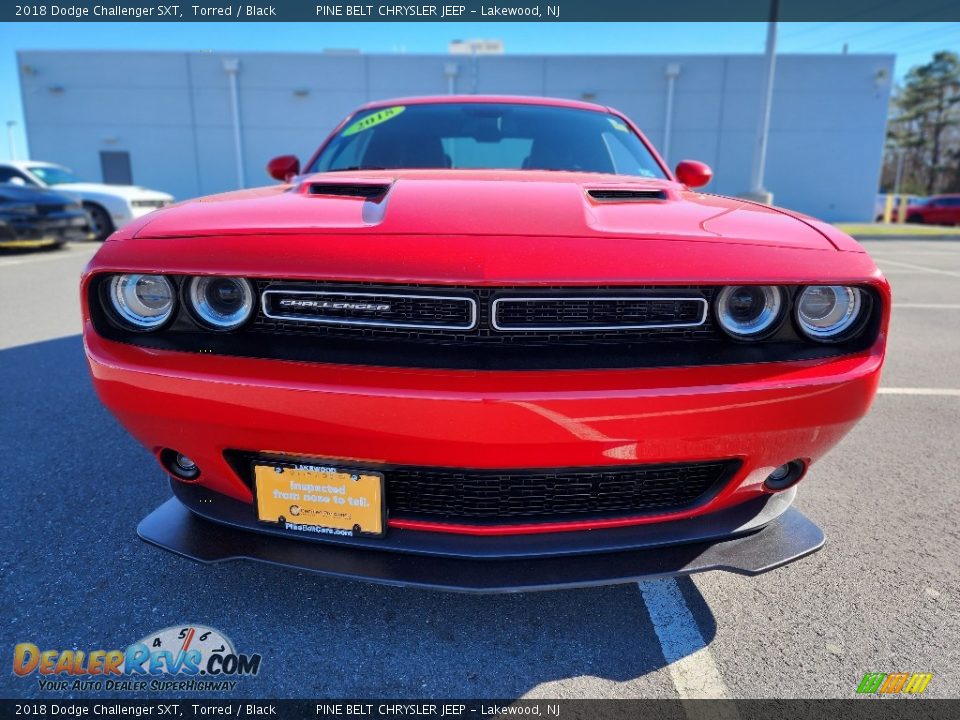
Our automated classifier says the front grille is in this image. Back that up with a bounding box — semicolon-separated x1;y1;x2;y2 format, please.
253;281;719;347
492;295;707;331
36;204;70;215
229;453;739;525
386;461;736;522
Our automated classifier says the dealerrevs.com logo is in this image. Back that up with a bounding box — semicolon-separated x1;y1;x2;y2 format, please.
12;625;262;692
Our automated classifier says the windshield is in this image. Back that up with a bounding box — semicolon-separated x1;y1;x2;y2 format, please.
28;165;84;185
310;103;668;178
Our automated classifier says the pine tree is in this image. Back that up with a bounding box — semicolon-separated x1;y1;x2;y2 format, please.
884;51;960;195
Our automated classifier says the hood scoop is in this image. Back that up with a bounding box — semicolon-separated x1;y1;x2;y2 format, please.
587;188;668;202
307;181;392;199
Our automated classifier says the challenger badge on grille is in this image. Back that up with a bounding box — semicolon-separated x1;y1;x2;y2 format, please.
262;288;477;330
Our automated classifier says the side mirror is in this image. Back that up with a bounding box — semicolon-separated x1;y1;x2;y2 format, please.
7;176;27;186
267;155;300;183
675;160;713;189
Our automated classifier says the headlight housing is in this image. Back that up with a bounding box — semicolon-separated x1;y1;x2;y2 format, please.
795;285;863;341
107;274;175;331
186;276;255;331
715;285;784;339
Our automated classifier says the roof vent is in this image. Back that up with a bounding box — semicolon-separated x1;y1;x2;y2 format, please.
307;182;391;199
587;189;668;202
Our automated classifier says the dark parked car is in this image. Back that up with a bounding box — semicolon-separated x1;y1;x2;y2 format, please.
905;194;960;225
0;183;94;250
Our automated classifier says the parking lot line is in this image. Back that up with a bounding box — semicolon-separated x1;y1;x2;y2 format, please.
894;303;960;309
0;245;98;268
874;258;960;278
638;578;734;703
870;250;960;255
878;387;960;397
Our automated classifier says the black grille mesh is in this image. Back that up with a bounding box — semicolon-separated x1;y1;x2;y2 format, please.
386;461;734;522
494;297;705;330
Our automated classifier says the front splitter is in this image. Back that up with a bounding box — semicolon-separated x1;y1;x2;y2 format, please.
138;497;824;593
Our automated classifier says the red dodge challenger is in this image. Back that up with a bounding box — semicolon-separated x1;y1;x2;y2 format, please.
81;96;889;592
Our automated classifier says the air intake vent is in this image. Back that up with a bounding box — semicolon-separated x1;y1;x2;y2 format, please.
308;183;391;199
587;189;668;202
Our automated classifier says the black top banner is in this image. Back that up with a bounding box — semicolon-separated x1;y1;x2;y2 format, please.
4;0;960;22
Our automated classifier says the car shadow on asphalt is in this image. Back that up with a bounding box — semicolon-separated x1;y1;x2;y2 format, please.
0;335;718;698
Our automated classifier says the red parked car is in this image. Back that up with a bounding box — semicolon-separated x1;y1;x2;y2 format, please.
81;96;889;591
905;194;960;225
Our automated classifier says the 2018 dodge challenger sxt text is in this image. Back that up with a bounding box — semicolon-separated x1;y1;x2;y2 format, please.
81;96;889;591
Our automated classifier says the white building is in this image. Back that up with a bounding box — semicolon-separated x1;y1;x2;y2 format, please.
17;50;894;221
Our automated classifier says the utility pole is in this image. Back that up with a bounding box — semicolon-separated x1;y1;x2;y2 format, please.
745;0;779;204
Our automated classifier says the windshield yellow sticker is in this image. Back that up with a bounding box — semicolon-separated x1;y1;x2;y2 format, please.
608;118;629;133
343;106;406;136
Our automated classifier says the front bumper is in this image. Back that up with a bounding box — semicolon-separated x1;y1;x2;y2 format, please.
140;485;824;592
0;211;94;248
87;331;883;527
85;330;875;588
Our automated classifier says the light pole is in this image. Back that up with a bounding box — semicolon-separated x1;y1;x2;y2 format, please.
893;148;905;197
6;120;17;161
222;59;246;189
443;62;459;95
662;63;681;165
745;0;779;204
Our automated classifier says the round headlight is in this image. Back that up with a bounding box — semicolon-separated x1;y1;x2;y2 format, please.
715;285;784;339
187;276;254;331
107;274;175;331
796;286;863;340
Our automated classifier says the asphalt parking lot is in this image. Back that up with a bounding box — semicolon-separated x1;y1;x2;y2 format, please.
1;238;958;700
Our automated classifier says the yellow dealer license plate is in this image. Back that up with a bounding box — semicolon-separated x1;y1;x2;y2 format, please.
254;462;385;537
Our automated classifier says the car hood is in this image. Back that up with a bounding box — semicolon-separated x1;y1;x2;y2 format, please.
50;182;174;201
132;170;835;250
0;183;79;207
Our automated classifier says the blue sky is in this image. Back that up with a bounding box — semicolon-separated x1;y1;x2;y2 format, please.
1;21;957;161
